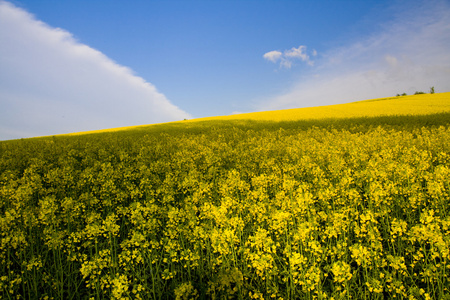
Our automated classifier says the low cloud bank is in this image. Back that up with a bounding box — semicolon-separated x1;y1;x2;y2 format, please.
0;1;191;140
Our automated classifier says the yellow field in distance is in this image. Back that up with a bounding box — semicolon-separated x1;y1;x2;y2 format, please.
67;92;450;136
194;92;450;122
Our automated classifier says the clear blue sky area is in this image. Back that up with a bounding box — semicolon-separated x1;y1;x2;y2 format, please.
1;0;450;139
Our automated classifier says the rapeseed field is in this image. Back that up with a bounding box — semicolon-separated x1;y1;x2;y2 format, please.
1;93;450;299
195;92;450;122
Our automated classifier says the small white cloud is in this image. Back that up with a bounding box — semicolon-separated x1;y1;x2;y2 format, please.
285;46;306;59
264;45;315;69
285;45;314;66
0;1;191;140
263;50;282;62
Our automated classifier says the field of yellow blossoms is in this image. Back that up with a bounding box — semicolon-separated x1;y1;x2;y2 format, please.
1;93;450;299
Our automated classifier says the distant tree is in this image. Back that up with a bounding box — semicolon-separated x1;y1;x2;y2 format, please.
430;86;435;94
414;91;425;95
401;93;407;96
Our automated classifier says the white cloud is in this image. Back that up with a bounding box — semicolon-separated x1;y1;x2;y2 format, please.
260;0;450;110
264;45;315;69
0;1;191;140
284;46;312;65
263;50;282;63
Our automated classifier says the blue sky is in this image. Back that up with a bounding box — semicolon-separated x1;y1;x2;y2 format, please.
1;0;450;140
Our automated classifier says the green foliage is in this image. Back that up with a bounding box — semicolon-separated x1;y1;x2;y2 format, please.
430;86;435;94
1;113;450;299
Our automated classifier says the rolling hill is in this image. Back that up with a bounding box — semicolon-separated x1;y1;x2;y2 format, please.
63;92;450;136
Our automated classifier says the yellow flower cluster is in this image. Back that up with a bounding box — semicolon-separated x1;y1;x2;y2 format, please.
1;98;450;299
